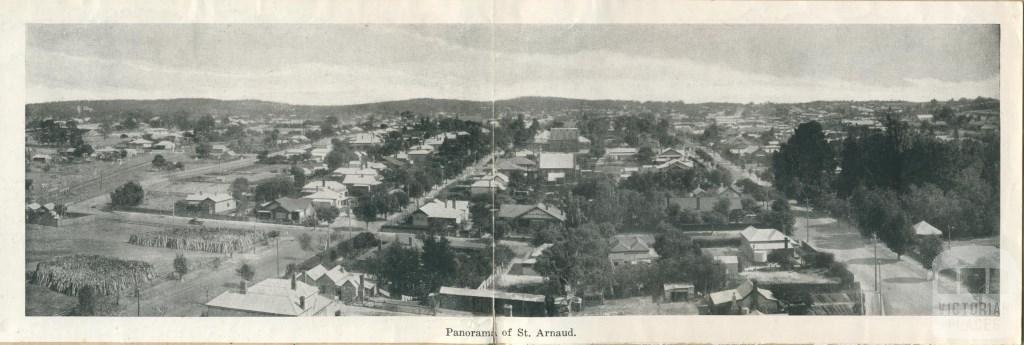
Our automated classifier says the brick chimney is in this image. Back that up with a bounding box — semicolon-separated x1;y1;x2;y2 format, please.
299;296;305;309
291;273;297;290
239;280;247;294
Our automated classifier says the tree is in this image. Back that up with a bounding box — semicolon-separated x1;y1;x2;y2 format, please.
377;244;425;297
534;224;613;296
772;121;836;202
353;194;379;228
76;285;97;316
767;250;796;270
152;154;167;168
316;205;341;225
229;177;250;200
636;146;655;164
352;232;380;249
421;235;457;293
110;181;145;207
195;142;212;159
918;236;944;279
236;263;255;281
289;165;307;189
173;254;188;280
760;199;795;235
254;177;295;202
298;233;314;251
653;230;695;259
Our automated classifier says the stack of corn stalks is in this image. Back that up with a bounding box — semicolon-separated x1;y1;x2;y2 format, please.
128;227;268;253
30;254;154;296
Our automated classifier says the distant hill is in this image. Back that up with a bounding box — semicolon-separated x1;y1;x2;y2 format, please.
25;96;997;124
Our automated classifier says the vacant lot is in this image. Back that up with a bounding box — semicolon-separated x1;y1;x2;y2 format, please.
578;296;700;316
25;219;230;315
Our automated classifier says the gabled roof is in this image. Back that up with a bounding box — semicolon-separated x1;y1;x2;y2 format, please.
655;158;694;170
605;147;639;156
611;236;652;253
538;153;575;170
708;279;777;306
470;179;506;190
269;197;314;212
302;180;347;193
498;203;566;222
343;174;381;186
303;189;346;201
186;193;233;203
205;278;325;316
304;264;329;281
913;221;943;236
740;226;790;243
415;199;469;220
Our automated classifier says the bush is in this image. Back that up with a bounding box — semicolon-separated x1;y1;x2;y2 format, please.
352;232;380;249
298;233;314;251
110;181;144;207
173;254;188;279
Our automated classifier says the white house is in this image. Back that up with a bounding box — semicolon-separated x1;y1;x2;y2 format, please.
739;226;798;264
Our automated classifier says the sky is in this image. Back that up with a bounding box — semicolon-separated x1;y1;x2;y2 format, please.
27;24;1000;105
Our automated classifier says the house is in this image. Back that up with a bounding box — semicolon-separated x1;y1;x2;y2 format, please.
603;147;638;162
30;154;52;163
256;197;317;223
348;133;382;149
210;144;236;156
297;265;379;302
407;145;435;165
537;153;576;182
181;193;236;214
663;283;696;302
152;140;176;151
489;157;537;175
498;203;566;236
655;147;688;163
739;226;798;264
301;180;347;194
653;158;694;171
342;174;381;192
706;279;783;315
309;147;331;162
609;235;660;266
302;189;348;209
331;167;380;179
669;185;744;212
26;202;61;225
128;138;153;149
410;199;469;231
204;277;334;316
470;179;506;196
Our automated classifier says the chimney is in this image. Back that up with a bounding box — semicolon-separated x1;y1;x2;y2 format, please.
291;273;297;290
358;275;365;300
299;296;305;309
750;280;759;313
239;280;247;294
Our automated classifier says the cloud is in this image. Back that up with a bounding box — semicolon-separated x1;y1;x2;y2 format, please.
27;25;999;104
